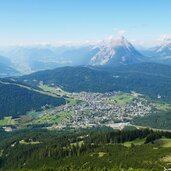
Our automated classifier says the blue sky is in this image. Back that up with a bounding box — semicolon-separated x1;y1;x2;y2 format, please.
0;0;171;46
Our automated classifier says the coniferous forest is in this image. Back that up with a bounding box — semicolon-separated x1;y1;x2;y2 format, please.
0;127;171;171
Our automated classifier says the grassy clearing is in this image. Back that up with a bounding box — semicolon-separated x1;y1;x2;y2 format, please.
155;102;171;111
16;116;33;125
55;111;72;123
67;98;86;107
0;117;15;126
39;82;65;97
161;155;171;163
155;138;171;148
107;93;135;105
67;98;77;106
123;138;145;147
27;111;41;118
34;110;73;124
98;152;107;157
19;140;41;145
123;138;171;148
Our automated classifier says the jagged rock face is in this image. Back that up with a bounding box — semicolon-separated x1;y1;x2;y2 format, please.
90;36;144;66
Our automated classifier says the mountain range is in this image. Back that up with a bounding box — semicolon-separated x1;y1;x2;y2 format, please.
141;38;171;64
0;36;171;75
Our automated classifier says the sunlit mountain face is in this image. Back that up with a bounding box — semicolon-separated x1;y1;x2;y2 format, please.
90;36;145;66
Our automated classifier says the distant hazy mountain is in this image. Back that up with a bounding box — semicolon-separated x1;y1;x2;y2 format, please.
2;36;171;74
1;46;98;74
0;55;12;65
3;47;62;74
90;36;145;66
141;38;171;65
154;38;171;58
0;55;20;77
0;37;147;74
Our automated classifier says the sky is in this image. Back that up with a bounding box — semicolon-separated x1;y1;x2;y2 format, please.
0;0;171;46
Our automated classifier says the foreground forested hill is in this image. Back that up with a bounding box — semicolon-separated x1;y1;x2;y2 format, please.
0;127;171;171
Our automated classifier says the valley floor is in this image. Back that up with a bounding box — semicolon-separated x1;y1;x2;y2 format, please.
1;83;170;131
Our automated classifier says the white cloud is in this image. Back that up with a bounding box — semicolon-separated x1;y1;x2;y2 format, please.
104;29;127;42
115;29;126;37
131;34;171;48
157;34;171;43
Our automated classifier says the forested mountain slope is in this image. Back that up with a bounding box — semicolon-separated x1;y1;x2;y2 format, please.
0;80;66;118
17;63;171;103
